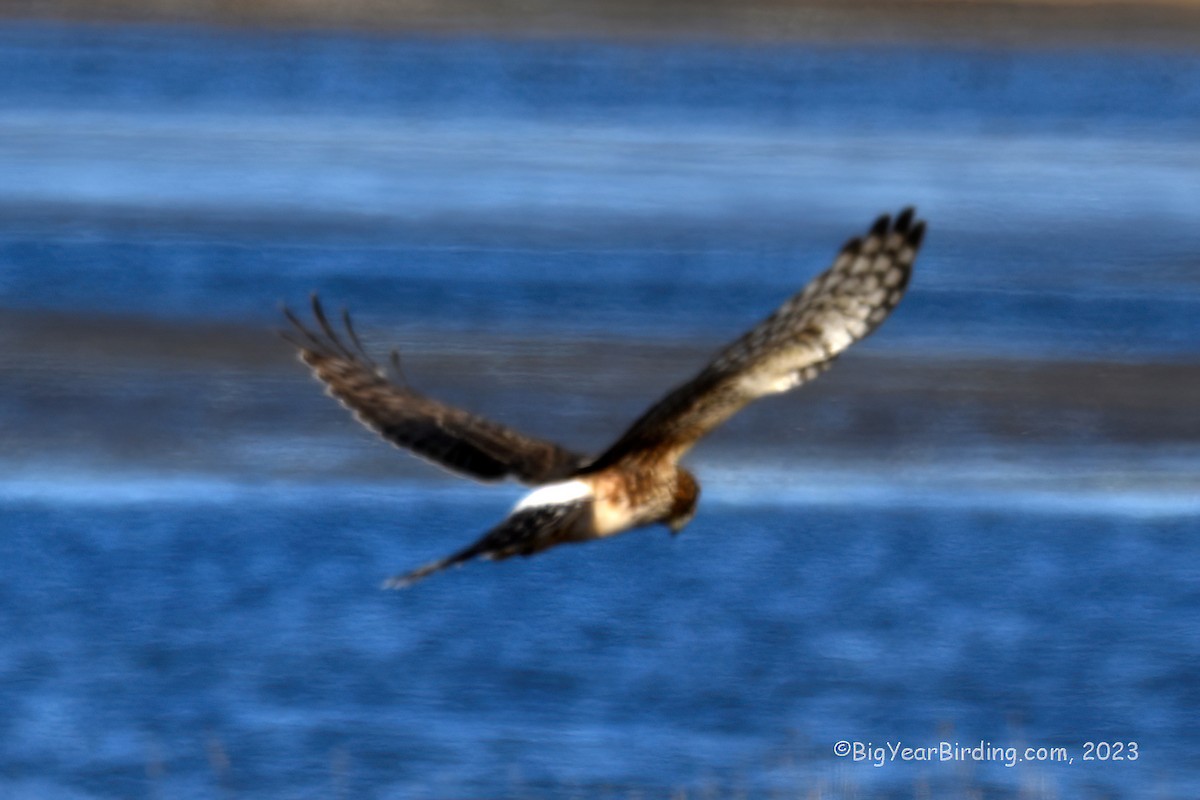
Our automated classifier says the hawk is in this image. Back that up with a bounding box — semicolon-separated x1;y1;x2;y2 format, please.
284;208;925;587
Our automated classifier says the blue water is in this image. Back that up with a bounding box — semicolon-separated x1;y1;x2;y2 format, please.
4;485;1197;798
3;25;1200;359
1;21;1199;799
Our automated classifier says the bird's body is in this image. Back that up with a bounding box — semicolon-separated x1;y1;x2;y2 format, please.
284;208;925;587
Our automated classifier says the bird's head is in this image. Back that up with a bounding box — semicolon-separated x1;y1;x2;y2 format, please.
667;468;700;536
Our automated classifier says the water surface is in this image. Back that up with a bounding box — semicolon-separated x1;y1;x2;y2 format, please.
1;22;1198;799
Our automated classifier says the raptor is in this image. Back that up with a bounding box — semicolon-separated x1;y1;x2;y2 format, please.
284;208;925;587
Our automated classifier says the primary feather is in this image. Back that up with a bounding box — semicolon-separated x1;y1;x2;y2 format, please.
283;296;589;485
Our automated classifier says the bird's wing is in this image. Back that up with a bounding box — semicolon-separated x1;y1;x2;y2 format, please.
283;296;590;485
588;208;925;469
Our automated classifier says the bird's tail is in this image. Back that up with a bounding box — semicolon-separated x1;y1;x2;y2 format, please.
381;542;485;589
382;495;591;589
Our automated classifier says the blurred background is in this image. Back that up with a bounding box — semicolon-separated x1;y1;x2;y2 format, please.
1;2;1198;798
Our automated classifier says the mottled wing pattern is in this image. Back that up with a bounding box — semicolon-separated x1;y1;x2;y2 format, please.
283;296;589;485
383;498;591;588
590;208;925;468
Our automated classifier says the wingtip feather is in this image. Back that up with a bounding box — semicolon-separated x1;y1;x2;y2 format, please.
869;213;890;238
281;302;332;353
908;220;926;248
310;294;361;361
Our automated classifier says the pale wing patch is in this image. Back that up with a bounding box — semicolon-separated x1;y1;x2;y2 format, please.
738;371;806;396
817;320;855;354
737;345;824;395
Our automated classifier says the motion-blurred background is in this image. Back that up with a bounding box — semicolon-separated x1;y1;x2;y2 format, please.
1;2;1198;798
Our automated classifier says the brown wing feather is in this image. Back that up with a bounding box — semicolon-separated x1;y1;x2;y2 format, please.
589;208;925;469
283;296;589;485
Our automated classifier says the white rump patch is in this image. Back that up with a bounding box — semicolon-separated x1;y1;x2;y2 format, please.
514;480;593;511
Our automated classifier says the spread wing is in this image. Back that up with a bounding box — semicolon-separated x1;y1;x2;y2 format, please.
588;208;925;470
283;296;589;485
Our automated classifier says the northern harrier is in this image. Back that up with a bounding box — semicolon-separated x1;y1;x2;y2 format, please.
284;208;925;587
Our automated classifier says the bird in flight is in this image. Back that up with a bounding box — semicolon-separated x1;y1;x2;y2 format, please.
284;208;925;587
